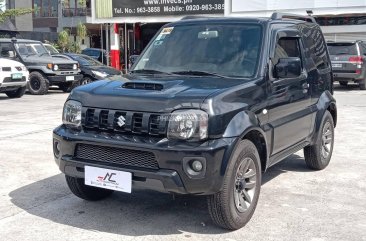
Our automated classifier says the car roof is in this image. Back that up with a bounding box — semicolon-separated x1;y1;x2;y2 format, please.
170;16;316;26
0;38;42;43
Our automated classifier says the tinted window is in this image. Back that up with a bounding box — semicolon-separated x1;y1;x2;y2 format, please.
273;38;301;66
298;24;329;69
133;24;263;78
327;43;358;55
0;43;16;58
72;55;103;66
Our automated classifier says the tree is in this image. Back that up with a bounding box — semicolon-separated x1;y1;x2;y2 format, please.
0;1;33;23
58;29;70;53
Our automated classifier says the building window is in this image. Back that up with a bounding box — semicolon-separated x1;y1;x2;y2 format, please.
33;0;58;18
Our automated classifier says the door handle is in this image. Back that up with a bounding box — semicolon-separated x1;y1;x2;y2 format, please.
302;83;310;89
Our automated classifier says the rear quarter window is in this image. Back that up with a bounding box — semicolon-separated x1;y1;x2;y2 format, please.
297;24;330;70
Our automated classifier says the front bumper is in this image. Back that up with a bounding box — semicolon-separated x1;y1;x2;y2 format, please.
47;74;83;84
53;125;238;195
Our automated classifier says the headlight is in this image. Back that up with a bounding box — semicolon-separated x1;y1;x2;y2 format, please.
92;70;108;78
73;64;78;70
62;100;82;128
167;109;208;141
17;66;27;71
54;64;59;71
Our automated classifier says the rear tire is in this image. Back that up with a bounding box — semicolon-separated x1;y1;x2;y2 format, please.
65;175;114;201
28;71;49;95
360;80;366;90
339;81;348;86
5;86;26;98
207;140;261;230
304;110;335;170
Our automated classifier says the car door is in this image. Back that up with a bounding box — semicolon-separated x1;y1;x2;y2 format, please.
267;30;313;155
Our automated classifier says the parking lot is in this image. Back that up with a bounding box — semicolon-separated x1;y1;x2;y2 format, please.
0;85;365;241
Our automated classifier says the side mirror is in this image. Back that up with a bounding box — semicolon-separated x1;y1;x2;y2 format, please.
274;57;302;79
129;55;139;65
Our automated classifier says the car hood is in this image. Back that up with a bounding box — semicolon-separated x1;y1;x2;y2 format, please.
69;74;245;113
22;55;78;65
0;58;25;67
82;65;121;76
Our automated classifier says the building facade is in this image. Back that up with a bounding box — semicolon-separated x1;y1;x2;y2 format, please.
4;0;93;46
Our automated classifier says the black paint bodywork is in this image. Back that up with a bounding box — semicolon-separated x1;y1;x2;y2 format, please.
53;17;337;195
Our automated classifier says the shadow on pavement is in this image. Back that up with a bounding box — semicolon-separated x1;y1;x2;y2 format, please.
333;83;361;92
9;153;311;236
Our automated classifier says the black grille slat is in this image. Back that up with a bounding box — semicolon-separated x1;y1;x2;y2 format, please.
132;113;143;133
75;144;158;169
99;110;109;129
58;64;74;70
82;108;167;137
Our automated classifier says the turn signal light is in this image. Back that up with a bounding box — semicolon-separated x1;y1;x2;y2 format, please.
47;63;53;69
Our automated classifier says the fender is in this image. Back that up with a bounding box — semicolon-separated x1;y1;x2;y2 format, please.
310;90;337;144
220;111;269;176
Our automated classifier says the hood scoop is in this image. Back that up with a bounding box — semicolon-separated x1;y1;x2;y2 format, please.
122;82;164;91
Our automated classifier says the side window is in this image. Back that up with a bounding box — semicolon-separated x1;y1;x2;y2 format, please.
298;24;330;70
272;37;302;69
0;43;16;59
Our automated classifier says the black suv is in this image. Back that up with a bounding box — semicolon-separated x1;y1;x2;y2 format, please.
53;14;337;230
327;41;366;90
0;38;83;95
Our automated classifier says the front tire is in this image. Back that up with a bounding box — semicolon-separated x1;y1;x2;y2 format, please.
59;82;74;93
207;140;261;230
28;71;49;95
80;76;93;86
5;86;26;98
65;175;114;201
304;110;335;170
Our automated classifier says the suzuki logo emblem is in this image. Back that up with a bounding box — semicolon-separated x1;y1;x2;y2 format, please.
117;115;126;127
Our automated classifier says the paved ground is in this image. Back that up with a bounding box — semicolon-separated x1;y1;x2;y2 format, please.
0;85;365;241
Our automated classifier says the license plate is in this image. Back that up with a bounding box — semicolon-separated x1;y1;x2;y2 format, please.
66;76;75;81
85;166;132;193
332;63;342;68
11;73;23;79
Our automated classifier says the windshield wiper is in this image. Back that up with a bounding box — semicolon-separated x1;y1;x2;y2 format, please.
172;70;229;78
130;69;173;75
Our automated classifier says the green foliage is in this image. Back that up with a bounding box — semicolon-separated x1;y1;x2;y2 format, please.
0;8;33;23
77;22;87;40
58;30;70;53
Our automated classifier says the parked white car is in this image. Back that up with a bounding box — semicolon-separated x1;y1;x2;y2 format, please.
0;58;29;98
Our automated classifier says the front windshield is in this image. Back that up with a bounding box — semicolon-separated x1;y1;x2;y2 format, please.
133;23;263;78
15;43;50;57
72;55;103;66
44;44;59;54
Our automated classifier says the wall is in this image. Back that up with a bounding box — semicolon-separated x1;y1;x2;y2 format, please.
14;1;33;31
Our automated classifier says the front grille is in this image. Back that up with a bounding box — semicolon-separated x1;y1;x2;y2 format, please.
75;144;159;169
58;64;74;70
3;76;27;83
81;107;167;136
